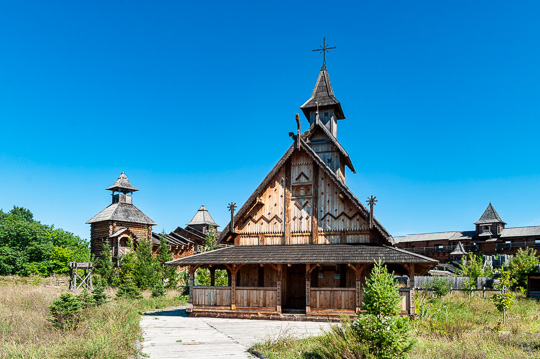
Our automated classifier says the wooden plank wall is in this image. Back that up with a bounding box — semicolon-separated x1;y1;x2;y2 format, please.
193;287;231;306
235;149;371;246
310;288;355;310
235;288;277;308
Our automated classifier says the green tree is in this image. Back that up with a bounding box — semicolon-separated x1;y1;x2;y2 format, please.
352;260;415;359
201;226;219;252
156;234;179;289
93;241;115;286
131;237;160;290
492;270;516;325
457;252;491;287
507;247;539;289
0;206;90;276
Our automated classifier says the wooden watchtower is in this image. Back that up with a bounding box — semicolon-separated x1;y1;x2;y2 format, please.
86;172;156;259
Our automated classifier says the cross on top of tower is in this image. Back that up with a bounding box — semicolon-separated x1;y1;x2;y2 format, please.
312;37;336;64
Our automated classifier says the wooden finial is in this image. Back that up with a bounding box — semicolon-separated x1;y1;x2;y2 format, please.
366;195;377;229
295;113;301;149
227;202;237;232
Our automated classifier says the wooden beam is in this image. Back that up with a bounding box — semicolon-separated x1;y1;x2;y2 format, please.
308;264;321;274
276;264;282;312
306;264;311;313
266;263;278;271
231;264;237;310
284;160;291;245
311;162;319;244
210;268;215;287
409;263;415;316
189;265;195;307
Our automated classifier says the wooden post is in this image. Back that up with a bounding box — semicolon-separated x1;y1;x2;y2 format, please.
306;264;311;313
311;163;319;245
409;263;416;315
189;265;194;307
276;264;282;313
355;264;364;312
284;160;291;245
210;268;215;287
231;265;237;310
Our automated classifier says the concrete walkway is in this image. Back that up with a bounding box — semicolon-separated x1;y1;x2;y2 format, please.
140;307;332;359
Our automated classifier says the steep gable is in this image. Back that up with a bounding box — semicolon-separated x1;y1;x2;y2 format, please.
219;142;391;246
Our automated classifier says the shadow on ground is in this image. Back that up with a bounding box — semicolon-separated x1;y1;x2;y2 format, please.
144;308;188;317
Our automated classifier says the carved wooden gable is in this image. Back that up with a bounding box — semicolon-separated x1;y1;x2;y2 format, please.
230;145;387;246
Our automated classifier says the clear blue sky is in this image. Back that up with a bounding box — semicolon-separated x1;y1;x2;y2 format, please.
1;1;539;240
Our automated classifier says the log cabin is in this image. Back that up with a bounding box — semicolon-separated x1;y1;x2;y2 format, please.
167;64;437;320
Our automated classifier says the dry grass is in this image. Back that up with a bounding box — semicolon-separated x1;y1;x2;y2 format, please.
0;276;187;359
254;292;540;359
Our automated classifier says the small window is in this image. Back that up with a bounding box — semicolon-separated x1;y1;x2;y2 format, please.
535;239;540;244
483;226;490;233
438;245;444;249
505;240;511;244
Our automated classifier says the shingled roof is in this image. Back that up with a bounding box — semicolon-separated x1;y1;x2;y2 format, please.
186;205;219;227
300;64;345;120
106;172;139;193
86;202;156;225
475;203;506;225
167;244;437;274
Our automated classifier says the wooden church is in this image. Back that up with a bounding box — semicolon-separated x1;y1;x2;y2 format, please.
168;63;437;320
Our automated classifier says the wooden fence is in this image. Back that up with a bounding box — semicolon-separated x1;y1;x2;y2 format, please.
414;276;494;289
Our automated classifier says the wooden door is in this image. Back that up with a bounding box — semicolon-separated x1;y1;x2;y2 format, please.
285;264;306;309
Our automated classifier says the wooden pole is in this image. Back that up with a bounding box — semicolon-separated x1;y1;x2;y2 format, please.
189;265;194;307
210;268;215;287
409;263;415;315
231;265;237;310
276;264;282;313
305;264;311;313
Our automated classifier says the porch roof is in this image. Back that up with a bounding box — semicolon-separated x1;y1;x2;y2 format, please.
167;244;437;274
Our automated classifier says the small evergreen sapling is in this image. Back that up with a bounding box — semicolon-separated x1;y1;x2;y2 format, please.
116;275;143;300
352;260;415;359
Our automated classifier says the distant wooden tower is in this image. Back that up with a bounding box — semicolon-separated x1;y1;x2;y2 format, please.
87;172;156;258
186;205;219;235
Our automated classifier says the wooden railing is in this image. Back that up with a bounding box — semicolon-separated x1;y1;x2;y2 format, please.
310;288;355;310
192;287;231;307
235;287;277;308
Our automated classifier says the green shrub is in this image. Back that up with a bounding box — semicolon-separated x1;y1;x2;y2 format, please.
426;276;452;298
47;291;95;331
116;276;142;300
508;247;539;289
151;281;166;298
92;283;110;306
352;260;415;359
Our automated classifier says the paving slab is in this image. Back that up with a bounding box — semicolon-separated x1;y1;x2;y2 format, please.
140;307;332;358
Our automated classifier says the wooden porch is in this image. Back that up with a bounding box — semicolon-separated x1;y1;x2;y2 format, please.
187;262;417;320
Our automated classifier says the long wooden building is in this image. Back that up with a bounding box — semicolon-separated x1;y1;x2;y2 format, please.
168;64;437;320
